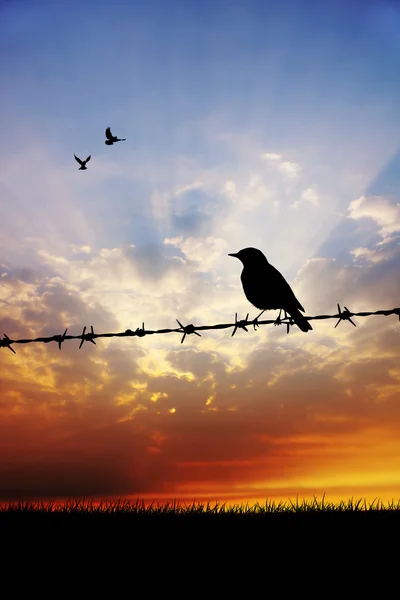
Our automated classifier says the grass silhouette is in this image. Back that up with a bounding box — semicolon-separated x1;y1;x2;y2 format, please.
2;496;400;536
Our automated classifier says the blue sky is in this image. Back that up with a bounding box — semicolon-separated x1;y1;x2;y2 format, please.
2;0;399;255
0;0;399;502
1;0;399;321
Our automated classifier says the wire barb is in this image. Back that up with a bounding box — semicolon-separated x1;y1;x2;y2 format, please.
176;319;201;344
53;328;68;350
284;315;294;334
334;304;357;329
78;326;97;349
0;333;16;354
231;313;249;337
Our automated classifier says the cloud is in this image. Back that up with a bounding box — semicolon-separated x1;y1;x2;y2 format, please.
0;228;399;502
71;245;92;255
172;181;204;197
164;236;228;272
222;179;238;201
292;186;320;208
350;247;392;264
1;306;399;502
348;195;400;240
1;121;399;502
124;243;183;281
168;188;231;238
260;152;301;179
279;161;301;178
260;152;282;161
295;243;400;316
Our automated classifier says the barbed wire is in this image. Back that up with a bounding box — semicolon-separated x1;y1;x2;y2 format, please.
0;304;399;355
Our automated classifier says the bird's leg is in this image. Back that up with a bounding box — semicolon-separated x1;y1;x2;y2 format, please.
274;309;282;327
252;310;265;330
274;309;288;327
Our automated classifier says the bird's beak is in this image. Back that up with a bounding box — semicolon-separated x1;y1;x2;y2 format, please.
228;253;238;258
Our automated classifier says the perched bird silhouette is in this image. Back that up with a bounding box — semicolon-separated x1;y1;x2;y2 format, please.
229;247;312;333
105;127;126;145
74;154;91;170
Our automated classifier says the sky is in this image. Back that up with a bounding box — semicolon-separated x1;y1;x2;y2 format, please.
0;0;399;505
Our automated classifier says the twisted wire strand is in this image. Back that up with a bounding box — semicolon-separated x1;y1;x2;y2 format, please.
0;305;399;354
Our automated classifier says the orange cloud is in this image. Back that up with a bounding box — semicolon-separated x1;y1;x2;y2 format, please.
0;140;399;505
0;304;399;503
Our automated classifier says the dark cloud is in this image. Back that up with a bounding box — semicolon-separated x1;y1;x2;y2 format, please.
317;218;381;262
0;265;38;284
166;348;228;379
295;242;400;316
0;338;399;500
124;242;188;282
171;189;229;236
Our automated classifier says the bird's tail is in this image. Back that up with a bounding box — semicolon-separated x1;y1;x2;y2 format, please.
288;308;312;332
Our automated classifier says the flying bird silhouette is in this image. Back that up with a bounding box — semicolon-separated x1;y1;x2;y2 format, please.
105;127;126;145
74;154;91;170
229;247;312;333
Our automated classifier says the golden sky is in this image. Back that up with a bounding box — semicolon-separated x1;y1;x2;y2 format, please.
0;259;399;504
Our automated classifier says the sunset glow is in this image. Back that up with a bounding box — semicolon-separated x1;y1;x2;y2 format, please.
0;0;399;505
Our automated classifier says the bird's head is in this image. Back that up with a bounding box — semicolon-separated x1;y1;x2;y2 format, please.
228;247;268;265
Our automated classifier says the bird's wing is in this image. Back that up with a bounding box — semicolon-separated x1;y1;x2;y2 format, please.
74;154;83;166
293;296;305;312
105;127;113;140
268;265;305;312
86;155;91;163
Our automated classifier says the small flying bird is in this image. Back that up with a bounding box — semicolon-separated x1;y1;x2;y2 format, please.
105;127;126;145
229;247;312;333
74;154;91;170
